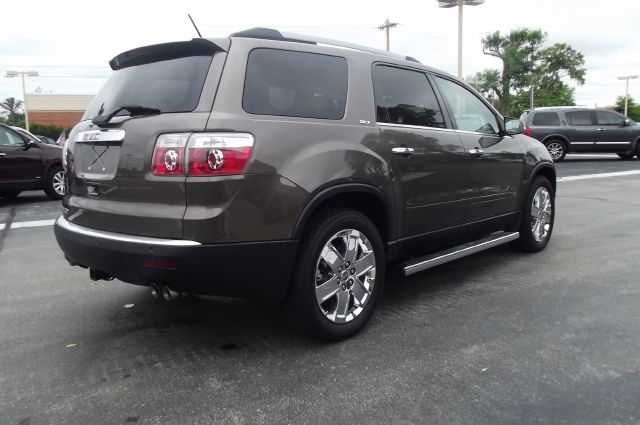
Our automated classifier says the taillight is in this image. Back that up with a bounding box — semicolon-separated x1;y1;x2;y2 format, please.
187;133;254;176
151;133;254;176
151;134;189;175
524;127;533;137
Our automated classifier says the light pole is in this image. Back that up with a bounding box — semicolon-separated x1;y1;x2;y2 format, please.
617;75;638;117
5;70;39;131
437;0;485;78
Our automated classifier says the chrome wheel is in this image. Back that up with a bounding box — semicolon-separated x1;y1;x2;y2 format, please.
52;170;65;196
314;229;376;324
546;142;564;161
531;187;552;242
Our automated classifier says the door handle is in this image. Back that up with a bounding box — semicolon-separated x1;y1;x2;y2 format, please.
469;148;484;156
596;128;606;131
392;147;415;155
0;152;6;157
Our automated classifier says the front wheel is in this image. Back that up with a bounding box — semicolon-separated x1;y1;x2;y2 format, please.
544;140;567;162
287;208;385;341
514;176;555;252
44;165;65;200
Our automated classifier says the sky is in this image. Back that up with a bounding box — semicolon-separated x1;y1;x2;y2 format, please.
1;0;639;110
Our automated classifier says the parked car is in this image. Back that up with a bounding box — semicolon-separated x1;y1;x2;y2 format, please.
36;135;57;145
54;28;556;340
0;123;65;199
520;107;640;161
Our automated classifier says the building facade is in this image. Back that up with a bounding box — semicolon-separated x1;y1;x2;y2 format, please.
26;94;93;128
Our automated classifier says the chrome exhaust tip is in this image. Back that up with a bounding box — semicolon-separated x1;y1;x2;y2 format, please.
161;285;180;301
150;284;161;299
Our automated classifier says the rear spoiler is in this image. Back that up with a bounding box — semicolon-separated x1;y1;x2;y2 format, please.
109;38;226;70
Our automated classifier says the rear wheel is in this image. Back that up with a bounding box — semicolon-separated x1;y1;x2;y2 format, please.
287;208;385;341
617;152;635;160
44;165;65;200
514;176;554;252
544;140;567;162
0;191;21;199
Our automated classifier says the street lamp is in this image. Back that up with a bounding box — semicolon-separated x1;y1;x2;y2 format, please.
437;0;485;78
5;70;39;131
617;75;638;117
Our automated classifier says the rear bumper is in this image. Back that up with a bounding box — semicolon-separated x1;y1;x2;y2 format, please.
54;216;298;302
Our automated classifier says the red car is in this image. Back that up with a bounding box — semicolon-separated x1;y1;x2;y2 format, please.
0;123;64;200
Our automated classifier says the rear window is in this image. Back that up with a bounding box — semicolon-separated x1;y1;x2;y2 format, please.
84;55;213;119
532;112;560;126
243;49;348;120
565;111;593;126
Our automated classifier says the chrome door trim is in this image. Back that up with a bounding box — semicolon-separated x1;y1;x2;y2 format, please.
55;216;201;246
377;122;501;138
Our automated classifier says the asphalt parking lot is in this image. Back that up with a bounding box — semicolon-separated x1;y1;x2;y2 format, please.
1;154;639;424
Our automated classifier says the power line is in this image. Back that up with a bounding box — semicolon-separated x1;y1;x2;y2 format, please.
377;18;399;52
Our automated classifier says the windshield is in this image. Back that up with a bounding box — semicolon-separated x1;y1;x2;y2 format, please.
83;55;213;120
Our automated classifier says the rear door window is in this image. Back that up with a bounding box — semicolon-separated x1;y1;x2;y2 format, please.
84;55;213;119
373;65;446;128
565;111;593;126
243;49;348;120
532;112;560;126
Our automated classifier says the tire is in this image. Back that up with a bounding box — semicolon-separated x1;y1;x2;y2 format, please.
544;139;567;162
514;176;554;252
617;152;634;160
287;208;386;341
44;165;65;200
0;190;21;199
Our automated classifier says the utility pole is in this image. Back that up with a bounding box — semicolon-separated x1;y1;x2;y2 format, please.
617;75;638;117
5;70;39;131
378;18;399;51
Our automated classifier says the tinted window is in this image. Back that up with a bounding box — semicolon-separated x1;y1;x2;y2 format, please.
532;112;560;126
596;110;624;125
434;77;499;134
84;55;213;119
243;49;348;120
0;127;24;146
566;111;593;126
373;65;446;128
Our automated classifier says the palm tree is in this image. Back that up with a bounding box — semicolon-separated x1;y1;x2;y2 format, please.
0;97;24;124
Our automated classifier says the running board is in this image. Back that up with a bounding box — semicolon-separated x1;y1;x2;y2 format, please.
402;232;520;277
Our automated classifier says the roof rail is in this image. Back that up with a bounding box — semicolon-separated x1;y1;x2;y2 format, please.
230;27;421;64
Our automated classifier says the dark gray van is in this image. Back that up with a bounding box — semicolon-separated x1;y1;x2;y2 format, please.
55;28;556;340
520;107;640;161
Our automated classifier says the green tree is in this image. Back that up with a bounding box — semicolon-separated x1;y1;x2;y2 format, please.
472;28;586;116
612;95;640;122
0;97;24;124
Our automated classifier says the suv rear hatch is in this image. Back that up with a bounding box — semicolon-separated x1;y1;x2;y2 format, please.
64;39;225;239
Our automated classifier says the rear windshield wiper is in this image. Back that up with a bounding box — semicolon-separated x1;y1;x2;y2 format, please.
92;105;161;126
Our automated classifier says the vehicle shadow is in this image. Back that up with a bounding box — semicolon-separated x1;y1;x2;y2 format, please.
90;245;524;357
0;192;56;207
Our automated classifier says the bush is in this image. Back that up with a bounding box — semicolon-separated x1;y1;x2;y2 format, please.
29;123;65;139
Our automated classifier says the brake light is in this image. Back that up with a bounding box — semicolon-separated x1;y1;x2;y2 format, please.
151;134;189;175
187;133;254;176
524;127;533;137
151;133;254;176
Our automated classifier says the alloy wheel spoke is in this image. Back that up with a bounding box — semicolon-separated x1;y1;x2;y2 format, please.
315;275;339;304
321;243;344;274
333;289;351;319
344;230;360;265
354;251;375;277
351;279;371;305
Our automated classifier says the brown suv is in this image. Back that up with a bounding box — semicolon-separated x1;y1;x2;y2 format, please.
0;123;65;199
54;28;556;340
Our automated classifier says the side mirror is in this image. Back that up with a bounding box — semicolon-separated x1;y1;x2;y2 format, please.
504;117;524;135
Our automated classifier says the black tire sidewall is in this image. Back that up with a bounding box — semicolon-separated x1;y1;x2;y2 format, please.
45;165;64;200
288;208;386;341
517;176;555;252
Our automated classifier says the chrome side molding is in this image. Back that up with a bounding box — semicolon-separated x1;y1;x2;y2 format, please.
402;231;520;276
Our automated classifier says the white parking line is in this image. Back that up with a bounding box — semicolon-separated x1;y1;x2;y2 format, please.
558;170;640;182
0;219;56;230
